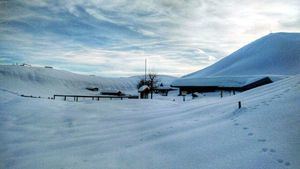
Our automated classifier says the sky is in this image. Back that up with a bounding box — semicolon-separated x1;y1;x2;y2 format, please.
0;0;299;77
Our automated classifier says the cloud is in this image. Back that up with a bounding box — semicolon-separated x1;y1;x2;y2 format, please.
0;0;299;77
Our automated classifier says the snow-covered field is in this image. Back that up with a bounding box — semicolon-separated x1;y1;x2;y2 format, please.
1;73;299;169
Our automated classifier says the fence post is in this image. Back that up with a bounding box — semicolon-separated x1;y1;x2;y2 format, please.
233;90;236;95
220;90;223;98
64;96;66;101
238;101;241;109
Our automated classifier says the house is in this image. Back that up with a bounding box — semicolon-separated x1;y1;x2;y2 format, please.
138;85;150;99
101;90;123;96
171;76;273;95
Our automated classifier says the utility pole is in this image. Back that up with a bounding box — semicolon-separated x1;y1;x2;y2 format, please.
145;58;147;82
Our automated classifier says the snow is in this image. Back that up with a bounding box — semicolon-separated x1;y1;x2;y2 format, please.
138;85;149;92
1;73;299;169
173;33;300;87
0;65;176;97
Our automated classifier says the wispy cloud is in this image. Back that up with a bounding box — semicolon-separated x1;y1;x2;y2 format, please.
0;0;299;77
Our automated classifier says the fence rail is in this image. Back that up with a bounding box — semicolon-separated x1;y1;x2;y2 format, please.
53;94;138;101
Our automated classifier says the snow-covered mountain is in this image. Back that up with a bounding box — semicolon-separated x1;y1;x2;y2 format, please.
0;65;176;96
172;33;300;87
184;32;300;79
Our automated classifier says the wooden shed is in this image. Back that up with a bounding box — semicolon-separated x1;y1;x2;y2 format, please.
138;85;150;99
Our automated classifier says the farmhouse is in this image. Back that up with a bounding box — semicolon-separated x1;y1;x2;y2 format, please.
171;76;272;95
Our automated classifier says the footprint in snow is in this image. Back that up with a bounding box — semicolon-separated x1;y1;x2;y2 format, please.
257;139;266;142
262;148;268;152
285;162;291;166
277;159;283;163
248;132;254;136
234;123;239;126
243;127;248;130
270;149;276;153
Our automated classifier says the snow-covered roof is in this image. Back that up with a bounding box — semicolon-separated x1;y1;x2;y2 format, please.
172;76;271;88
138;85;149;92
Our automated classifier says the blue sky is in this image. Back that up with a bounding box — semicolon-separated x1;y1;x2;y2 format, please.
0;0;299;77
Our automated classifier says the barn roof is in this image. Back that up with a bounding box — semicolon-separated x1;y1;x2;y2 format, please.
171;76;271;88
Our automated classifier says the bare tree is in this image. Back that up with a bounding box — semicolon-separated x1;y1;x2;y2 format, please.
148;73;159;99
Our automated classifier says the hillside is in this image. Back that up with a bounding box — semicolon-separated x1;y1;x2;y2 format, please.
0;65;176;97
184;33;300;79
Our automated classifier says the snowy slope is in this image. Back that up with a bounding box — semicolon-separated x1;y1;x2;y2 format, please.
0;75;299;169
172;33;300;87
185;32;300;78
0;65;176;96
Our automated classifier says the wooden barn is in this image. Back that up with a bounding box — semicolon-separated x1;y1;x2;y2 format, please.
171;76;273;95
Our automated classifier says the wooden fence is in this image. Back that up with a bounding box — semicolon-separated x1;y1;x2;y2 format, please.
53;94;138;102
